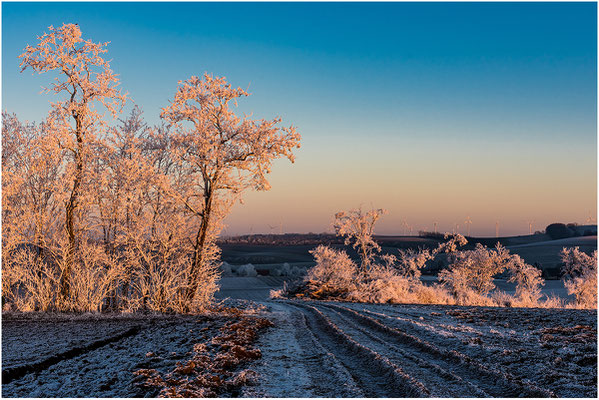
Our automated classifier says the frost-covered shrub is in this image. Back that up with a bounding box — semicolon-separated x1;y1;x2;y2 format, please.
345;266;455;305
4;249;59;312
272;262;292;277
396;249;432;280
410;283;455;305
561;247;597;309
291;266;308;277
236;264;258;277
436;233;468;254
439;243;512;297
507;256;544;306
394;234;467;280
347;266;411;303
440;243;548;307
65;243;125;312
540;294;566;309
305;245;358;298
220;262;234;277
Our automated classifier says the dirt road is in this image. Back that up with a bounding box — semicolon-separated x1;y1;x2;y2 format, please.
218;277;596;398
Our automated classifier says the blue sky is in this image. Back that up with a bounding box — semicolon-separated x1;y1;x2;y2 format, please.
2;2;597;236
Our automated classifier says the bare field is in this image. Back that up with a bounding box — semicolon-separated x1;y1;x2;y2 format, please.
506;236;597;268
2;276;597;398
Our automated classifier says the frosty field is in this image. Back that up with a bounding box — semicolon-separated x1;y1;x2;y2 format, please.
2;276;596;398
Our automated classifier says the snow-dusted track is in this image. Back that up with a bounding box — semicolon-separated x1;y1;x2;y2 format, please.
308;302;554;397
235;278;596;398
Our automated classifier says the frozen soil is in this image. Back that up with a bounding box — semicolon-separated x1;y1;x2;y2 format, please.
2;310;269;397
3;277;597;398
242;299;596;398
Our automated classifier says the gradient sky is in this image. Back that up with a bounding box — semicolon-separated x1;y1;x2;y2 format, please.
2;2;597;236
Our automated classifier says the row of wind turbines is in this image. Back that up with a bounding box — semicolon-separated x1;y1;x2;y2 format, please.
223;211;596;237
401;210;597;238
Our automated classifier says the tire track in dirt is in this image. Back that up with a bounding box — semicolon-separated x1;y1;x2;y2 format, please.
2;325;143;385
289;309;364;397
324;303;556;398
315;303;489;397
286;301;429;397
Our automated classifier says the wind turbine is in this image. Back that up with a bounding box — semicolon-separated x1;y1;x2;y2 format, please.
495;221;499;238
401;220;409;235
433;221;438;233
526;220;535;235
464;216;472;237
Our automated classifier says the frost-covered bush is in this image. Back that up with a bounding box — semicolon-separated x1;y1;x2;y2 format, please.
439;243;512;297
507;256;544;306
348;267;410;304
291;266;308;277
439;243;548;307
236;263;258;277
561;247;597;309
272;262;292;277
3;249;59;312
304;245;358;298
436;233;468;254
396;249;432;280
394;233;467;280
220;262;234;277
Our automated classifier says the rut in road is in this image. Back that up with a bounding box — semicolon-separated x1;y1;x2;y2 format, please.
2;325;143;385
289;309;364;397
287;302;429;398
315;303;489;397
320;303;556;398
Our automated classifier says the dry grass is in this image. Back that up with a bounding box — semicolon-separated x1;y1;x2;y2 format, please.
134;315;273;397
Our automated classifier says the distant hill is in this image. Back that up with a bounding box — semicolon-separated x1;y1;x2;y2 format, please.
218;232;597;279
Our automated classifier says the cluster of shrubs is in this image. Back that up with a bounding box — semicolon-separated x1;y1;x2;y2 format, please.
273;208;597;309
221;262;308;278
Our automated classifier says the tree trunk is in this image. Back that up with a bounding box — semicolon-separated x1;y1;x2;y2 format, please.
60;120;84;302
185;188;213;308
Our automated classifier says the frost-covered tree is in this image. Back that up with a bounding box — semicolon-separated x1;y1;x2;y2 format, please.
19;23;127;300
333;207;386;271
561;247;597;309
2;114;64;309
161;74;300;307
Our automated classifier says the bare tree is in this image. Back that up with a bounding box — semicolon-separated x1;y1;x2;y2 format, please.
19;24;126;301
333;207;386;271
160;74;300;308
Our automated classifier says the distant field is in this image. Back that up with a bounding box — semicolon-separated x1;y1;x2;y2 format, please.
220;235;597;276
506;236;597;269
